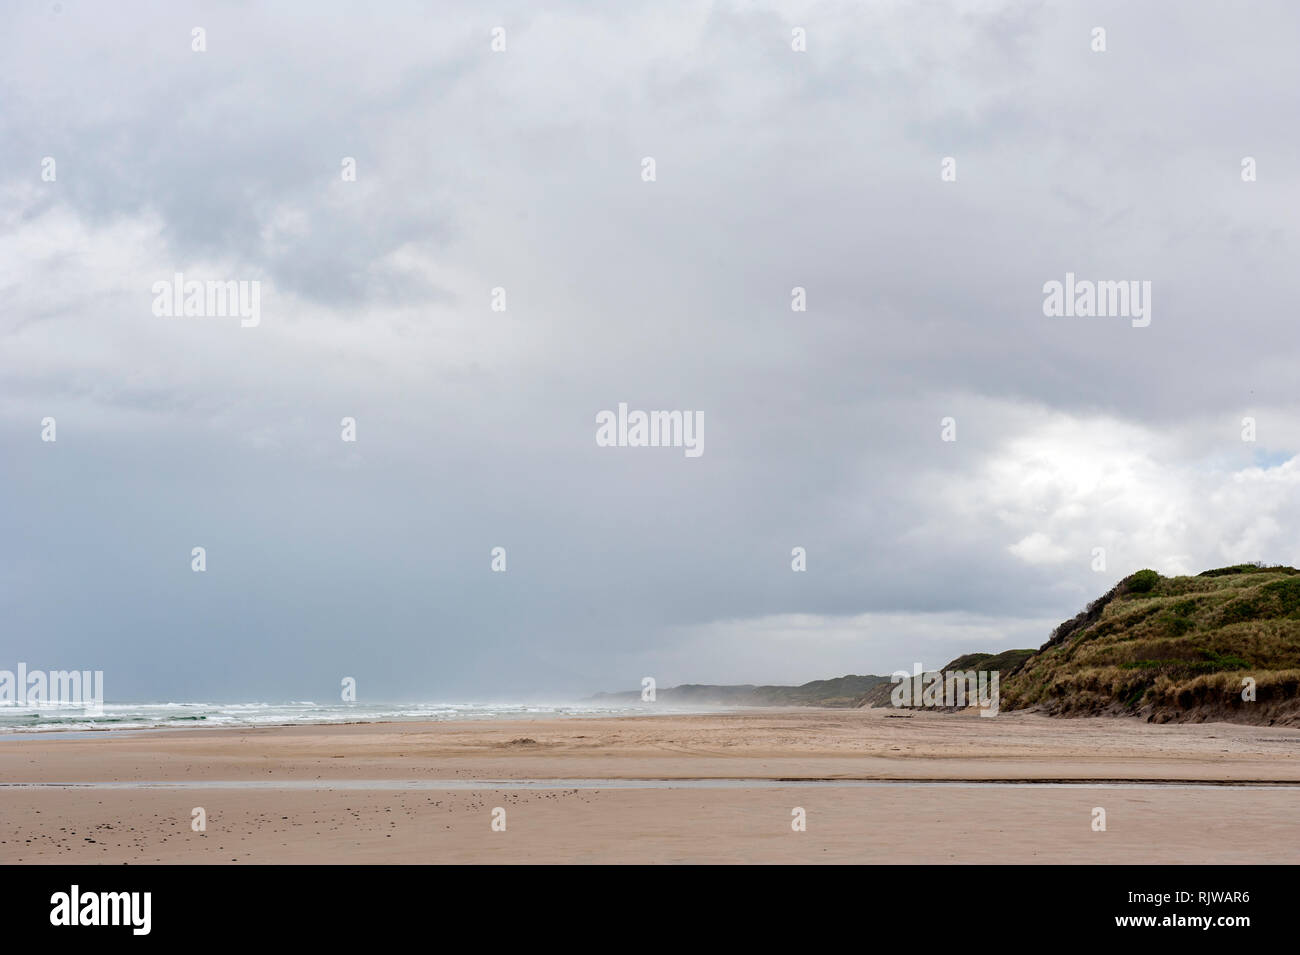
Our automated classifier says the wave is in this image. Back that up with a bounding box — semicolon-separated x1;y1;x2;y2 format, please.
0;700;669;734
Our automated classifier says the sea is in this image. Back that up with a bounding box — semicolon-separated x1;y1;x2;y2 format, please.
0;700;671;734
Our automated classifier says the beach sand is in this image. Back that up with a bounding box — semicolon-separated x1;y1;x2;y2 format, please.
3;707;1298;863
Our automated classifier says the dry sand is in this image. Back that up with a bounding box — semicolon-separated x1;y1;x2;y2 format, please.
3;707;1298;863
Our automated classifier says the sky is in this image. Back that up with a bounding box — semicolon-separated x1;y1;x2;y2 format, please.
3;0;1300;702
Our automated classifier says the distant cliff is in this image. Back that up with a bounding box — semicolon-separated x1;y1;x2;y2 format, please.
590;674;891;708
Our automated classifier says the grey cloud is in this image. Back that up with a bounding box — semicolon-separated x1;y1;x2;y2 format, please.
3;1;1299;700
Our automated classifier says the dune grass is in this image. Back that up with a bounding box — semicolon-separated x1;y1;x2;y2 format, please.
1001;565;1300;719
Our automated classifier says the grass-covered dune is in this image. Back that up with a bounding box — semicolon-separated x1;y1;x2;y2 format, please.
1001;564;1300;724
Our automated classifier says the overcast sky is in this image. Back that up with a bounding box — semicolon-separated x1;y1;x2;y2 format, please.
3;1;1299;702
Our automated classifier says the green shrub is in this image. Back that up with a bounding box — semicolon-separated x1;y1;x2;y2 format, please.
1262;577;1300;616
1127;569;1161;594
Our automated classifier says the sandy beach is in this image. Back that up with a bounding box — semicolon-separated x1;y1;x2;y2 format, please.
3;707;1299;864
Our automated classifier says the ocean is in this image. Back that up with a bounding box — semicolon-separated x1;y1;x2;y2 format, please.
0;700;672;734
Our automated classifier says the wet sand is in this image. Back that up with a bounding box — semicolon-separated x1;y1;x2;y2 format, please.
3;708;1298;863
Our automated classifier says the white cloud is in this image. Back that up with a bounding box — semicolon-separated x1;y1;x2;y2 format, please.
941;405;1300;580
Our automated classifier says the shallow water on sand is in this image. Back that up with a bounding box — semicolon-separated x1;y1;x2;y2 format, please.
1;778;1295;790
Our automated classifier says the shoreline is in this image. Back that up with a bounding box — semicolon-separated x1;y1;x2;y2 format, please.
6;696;1295;741
0;704;753;739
